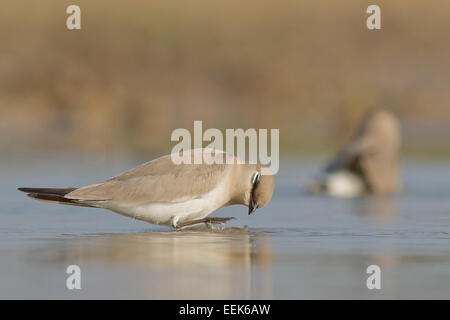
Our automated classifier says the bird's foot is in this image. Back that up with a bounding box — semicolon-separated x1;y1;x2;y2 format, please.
176;217;235;230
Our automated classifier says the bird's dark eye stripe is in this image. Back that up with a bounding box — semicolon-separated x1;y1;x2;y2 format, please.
250;172;260;200
251;183;257;201
252;172;260;185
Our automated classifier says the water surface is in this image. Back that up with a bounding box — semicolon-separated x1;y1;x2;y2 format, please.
1;155;450;299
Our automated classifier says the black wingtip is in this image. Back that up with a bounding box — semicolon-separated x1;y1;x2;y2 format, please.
17;187;77;196
18;187;40;193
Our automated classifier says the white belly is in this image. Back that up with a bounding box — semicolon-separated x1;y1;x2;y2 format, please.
102;178;230;226
325;170;366;198
105;199;211;226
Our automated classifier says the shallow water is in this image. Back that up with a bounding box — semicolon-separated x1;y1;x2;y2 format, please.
1;154;450;299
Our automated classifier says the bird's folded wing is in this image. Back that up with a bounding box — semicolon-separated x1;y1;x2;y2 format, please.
65;154;229;204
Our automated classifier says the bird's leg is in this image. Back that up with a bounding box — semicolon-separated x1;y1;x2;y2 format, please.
176;217;235;230
171;216;181;229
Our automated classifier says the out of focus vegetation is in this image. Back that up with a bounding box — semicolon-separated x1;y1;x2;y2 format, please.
1;0;449;157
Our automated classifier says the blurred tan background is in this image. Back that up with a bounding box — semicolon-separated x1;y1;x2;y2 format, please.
1;0;449;158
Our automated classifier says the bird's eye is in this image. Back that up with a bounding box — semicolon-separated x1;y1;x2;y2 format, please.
251;172;260;185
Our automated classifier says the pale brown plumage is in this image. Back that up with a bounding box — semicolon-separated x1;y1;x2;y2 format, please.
66;154;229;203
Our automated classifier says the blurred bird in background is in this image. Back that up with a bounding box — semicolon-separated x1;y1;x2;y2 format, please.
307;108;402;197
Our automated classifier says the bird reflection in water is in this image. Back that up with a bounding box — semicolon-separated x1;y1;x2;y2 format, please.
31;227;273;299
352;195;398;222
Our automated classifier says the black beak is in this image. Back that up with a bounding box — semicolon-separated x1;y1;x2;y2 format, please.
248;199;257;215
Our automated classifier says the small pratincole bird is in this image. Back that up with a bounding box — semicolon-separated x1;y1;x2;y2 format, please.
18;149;274;229
307;108;401;197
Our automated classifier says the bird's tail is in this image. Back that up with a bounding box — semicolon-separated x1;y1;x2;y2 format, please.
18;187;95;207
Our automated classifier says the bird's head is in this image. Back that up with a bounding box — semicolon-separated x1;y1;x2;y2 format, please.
247;165;274;215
